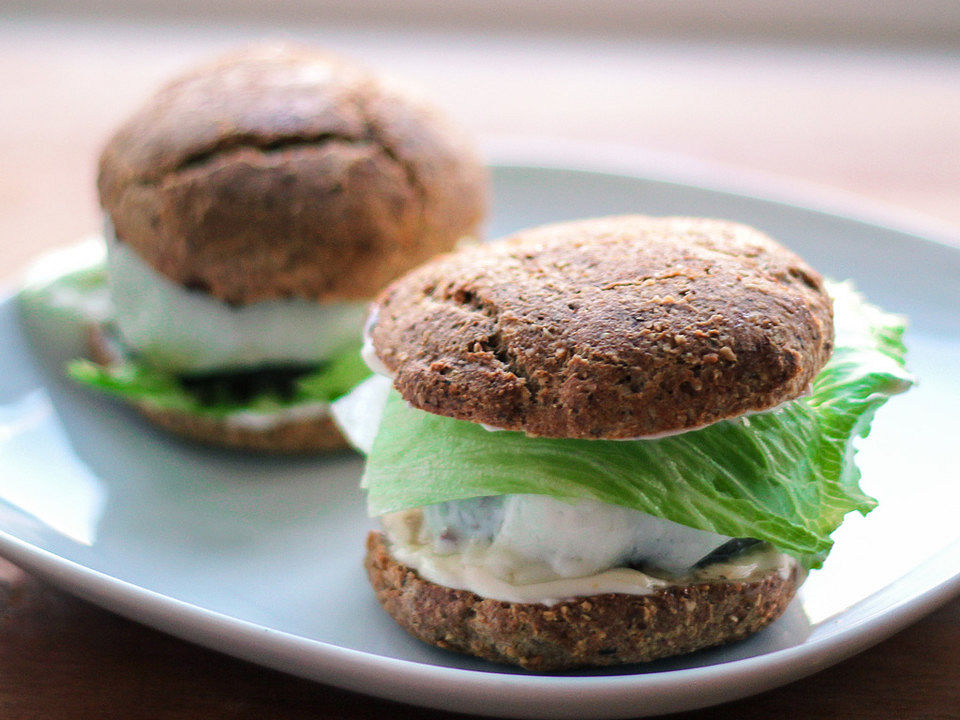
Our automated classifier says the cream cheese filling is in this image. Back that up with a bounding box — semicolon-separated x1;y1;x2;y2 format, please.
220;401;332;430
105;220;369;374
382;508;797;606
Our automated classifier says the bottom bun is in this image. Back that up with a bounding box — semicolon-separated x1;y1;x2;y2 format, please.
133;403;348;454
87;326;349;454
365;531;800;671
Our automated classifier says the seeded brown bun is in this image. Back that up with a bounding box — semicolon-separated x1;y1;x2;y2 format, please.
87;326;347;453
369;216;834;439
98;43;488;305
365;532;800;671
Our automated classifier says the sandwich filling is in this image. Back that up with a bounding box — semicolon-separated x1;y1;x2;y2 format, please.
334;281;912;602
106;224;369;374
381;496;794;605
21;238;372;422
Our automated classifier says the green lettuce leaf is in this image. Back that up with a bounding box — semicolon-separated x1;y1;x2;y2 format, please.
361;282;912;568
68;345;371;417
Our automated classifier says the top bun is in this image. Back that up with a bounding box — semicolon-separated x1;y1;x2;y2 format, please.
98;43;488;305
369;216;834;439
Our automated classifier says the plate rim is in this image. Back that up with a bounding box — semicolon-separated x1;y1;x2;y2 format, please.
3;146;960;718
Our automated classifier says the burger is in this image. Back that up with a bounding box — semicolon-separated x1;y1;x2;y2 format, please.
332;215;912;670
47;43;488;452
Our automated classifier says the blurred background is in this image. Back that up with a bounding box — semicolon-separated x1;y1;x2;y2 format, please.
3;0;960;278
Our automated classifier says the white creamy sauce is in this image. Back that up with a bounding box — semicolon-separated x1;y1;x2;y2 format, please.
474;419;715;439
448;494;735;576
383;508;796;606
421;495;735;576
105;220;369;373
479;423;508;432
222;401;332;430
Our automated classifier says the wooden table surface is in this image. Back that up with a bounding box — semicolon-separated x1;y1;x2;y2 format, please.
1;16;959;720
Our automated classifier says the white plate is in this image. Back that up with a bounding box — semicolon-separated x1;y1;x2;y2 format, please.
3;155;960;719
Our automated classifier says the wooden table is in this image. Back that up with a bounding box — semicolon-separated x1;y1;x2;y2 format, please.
1;17;959;719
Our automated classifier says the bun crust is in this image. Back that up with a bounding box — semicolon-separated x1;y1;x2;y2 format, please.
87;326;348;453
365;532;801;671
133;403;348;454
98;43;488;305
369;216;834;439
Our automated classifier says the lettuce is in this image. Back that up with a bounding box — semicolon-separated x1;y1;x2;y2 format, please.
68;345;370;417
359;282;912;568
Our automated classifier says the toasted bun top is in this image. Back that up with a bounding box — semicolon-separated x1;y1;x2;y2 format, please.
98;43;488;304
369;215;834;439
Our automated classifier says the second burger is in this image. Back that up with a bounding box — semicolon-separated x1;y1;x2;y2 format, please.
70;43;488;452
